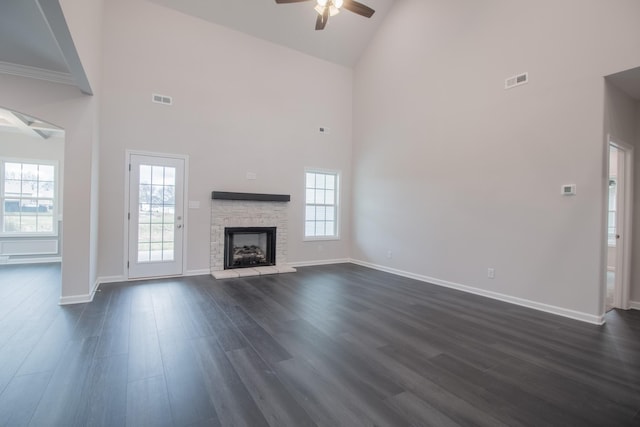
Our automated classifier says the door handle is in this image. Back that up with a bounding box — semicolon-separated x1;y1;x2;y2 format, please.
177;224;183;229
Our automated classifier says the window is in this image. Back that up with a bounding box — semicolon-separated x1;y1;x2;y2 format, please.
305;170;338;239
608;178;617;246
1;160;57;235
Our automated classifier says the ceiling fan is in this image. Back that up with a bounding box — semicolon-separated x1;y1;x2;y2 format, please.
275;0;375;31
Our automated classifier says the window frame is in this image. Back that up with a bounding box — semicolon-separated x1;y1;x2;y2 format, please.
0;157;59;237
303;168;340;241
608;178;617;247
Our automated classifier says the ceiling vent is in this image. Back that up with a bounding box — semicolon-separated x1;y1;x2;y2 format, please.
152;93;173;105
505;72;528;89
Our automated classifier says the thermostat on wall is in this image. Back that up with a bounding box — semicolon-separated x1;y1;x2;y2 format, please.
561;184;576;196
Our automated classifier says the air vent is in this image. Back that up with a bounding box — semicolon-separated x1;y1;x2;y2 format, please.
152;93;173;105
505;72;528;89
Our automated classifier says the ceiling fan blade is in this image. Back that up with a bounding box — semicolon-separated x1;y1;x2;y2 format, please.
315;6;329;30
275;0;311;3
342;0;375;18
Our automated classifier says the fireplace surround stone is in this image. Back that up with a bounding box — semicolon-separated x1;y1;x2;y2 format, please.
210;192;295;279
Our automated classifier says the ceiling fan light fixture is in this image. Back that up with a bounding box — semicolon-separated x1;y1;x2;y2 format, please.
276;0;375;30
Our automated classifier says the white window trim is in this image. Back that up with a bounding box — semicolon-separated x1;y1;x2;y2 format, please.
0;157;59;237
303;167;340;241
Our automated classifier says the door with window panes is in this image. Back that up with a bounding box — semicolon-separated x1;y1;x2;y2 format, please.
128;154;185;278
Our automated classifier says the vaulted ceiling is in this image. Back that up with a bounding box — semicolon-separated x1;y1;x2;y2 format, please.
0;0;395;91
3;0;637;99
0;0;91;94
149;0;396;67
0;107;64;140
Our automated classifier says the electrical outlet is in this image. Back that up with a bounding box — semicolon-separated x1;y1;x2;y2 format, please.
488;268;495;279
387;250;393;259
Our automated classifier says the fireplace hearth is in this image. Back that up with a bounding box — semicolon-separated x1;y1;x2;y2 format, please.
224;227;276;269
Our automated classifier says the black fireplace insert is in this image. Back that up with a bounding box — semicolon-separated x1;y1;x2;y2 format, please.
224;227;276;269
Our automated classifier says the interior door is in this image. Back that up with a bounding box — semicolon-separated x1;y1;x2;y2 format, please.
128;154;184;279
612;144;627;309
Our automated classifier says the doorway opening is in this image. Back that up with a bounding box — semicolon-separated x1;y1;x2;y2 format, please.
0;107;65;267
605;138;633;311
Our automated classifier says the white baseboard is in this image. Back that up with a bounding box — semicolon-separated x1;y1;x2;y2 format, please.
3;257;61;265
350;259;605;325
630;301;640;310
96;269;212;286
59;290;95;305
91;278;99;295
186;269;211;276
97;275;126;285
288;258;351;268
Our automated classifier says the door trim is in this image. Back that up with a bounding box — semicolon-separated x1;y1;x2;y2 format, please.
605;136;633;311
123;150;189;280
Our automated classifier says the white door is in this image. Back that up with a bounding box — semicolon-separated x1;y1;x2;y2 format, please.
128;154;185;279
606;139;633;311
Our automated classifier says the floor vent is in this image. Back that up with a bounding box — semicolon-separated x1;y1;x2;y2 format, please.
505;72;528;89
152;93;173;105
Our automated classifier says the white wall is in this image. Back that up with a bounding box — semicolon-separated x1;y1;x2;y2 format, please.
352;0;640;320
97;0;352;278
59;0;104;297
0;132;64;155
605;82;637;147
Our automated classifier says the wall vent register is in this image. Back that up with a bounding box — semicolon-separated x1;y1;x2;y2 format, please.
152;93;173;105
505;72;529;89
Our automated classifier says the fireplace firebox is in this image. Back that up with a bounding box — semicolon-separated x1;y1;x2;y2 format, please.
224;227;276;269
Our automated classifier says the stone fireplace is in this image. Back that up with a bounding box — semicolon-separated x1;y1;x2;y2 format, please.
211;191;296;279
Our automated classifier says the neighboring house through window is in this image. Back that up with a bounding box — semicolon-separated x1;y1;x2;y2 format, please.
1;160;57;235
305;169;339;239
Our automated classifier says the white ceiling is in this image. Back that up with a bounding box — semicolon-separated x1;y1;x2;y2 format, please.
149;0;396;67
0;0;69;73
0;107;64;140
3;0;640;100
0;0;91;94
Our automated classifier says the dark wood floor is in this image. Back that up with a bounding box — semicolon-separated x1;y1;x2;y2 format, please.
0;263;639;426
